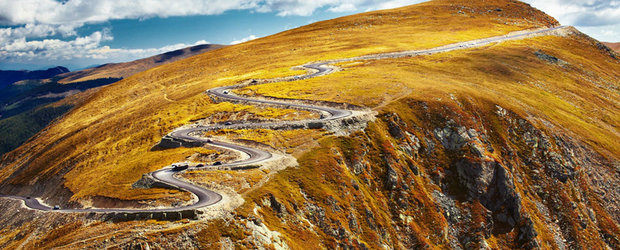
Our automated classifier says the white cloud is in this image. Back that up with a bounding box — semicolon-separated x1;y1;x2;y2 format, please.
575;23;620;42
523;0;620;27
0;0;428;65
0;30;208;64
0;0;261;26
0;0;428;27
1;0;619;66
328;3;357;13
1;30;112;60
522;0;620;41
230;35;258;45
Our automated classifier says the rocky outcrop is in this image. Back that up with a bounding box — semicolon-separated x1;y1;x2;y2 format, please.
103;210;200;221
132;173;181;190
534;50;567;65
151;135;205;150
433;121;534;245
385;166;399;190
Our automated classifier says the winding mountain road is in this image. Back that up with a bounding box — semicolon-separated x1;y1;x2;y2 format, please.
0;26;567;214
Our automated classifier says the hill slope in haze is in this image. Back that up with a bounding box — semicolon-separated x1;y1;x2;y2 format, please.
56;44;226;83
604;42;620;52
0;44;224;156
0;0;618;249
0;66;69;89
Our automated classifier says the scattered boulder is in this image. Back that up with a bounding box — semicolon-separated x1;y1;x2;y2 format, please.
455;158;497;199
151;135;204;151
268;193;285;216
434;126;477;150
535;50;567;66
385;166;399;190
131;174;180;190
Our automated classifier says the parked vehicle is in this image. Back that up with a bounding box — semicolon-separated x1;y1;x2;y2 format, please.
53;205;60;210
172;163;189;171
213;161;222;166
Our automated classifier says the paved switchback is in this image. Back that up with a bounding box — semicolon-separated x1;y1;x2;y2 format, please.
0;26;567;215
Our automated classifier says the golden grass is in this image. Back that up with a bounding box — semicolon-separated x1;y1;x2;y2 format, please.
205;128;325;155
1;0;560;202
58;45;226;84
244;34;619;157
183;168;266;194
2;1;617;248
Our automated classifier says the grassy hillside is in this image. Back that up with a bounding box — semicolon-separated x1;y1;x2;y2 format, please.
236;29;619;248
56;44;225;83
0;105;73;156
0;0;559;200
604;42;620;52
0;66;69;88
244;32;619;157
0;44;224;157
0;78;120;156
1;0;617;248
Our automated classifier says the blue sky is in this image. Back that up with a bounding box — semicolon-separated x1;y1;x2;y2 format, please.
0;0;618;71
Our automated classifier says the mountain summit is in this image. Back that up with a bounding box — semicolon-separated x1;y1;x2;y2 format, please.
0;0;618;248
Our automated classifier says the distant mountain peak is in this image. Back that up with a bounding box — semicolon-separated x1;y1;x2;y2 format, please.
0;66;70;89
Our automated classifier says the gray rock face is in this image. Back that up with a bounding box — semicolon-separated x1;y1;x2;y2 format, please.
132;174;156;189
385;166;399;190
151;135;204;150
432;190;462;225
131;173;180;190
431;121;531;245
535;50;567;65
455;156;523;229
434;126;478;150
455;158;497;199
268;193;285;216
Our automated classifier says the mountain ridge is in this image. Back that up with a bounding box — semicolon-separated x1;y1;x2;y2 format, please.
604;42;620;52
0;0;617;248
55;43;226;84
0;43;225;157
0;66;69;89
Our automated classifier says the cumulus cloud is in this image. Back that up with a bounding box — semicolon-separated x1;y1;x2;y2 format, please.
523;0;620;27
0;0;260;26
0;30;207;64
255;0;425;16
0;0;426;65
1;29;112;61
0;0;427;27
230;35;258;45
1;0;618;66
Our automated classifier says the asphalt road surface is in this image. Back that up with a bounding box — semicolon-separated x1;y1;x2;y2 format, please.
0;26;566;213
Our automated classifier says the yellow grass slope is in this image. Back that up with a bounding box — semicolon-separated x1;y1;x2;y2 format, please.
56;44;226;84
236;29;620;249
245;32;620;157
1;0;559;202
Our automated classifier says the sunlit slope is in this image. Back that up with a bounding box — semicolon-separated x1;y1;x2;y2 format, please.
56;44;226;84
244;30;620;157
604;42;620;52
235;33;619;249
0;0;558;202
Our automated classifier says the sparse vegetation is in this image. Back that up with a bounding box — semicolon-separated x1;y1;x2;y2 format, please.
0;0;617;249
